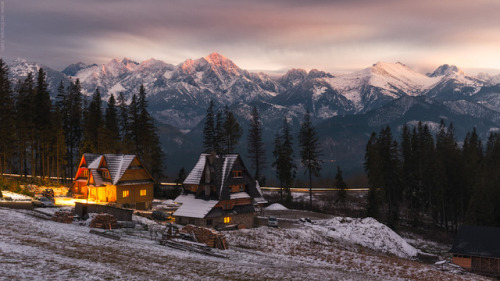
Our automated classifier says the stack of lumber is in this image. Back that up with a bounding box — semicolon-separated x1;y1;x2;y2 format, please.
51;210;74;223
90;213;119;229
180;224;228;250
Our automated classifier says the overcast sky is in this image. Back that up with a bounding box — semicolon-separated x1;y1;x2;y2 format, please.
4;0;500;74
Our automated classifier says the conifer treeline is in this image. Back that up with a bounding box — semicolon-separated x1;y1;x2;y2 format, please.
365;120;500;230
0;59;163;182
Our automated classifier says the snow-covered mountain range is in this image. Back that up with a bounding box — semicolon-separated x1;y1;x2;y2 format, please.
8;53;500;130
8;53;500;176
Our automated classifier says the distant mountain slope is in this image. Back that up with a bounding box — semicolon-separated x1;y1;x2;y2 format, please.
7;54;500;178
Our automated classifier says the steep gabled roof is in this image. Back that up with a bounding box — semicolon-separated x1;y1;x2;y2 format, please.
90;170;104;186
183;154;208;185
88;155;102;169
451;225;500;258
82;153;100;167
76;154;154;186
183;153;261;201
104;154;136;185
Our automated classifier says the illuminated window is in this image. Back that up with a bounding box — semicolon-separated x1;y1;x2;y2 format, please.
140;189;147;196
224;217;231;224
83;170;89;177
102;170;110;179
232;170;242;178
123;190;129;198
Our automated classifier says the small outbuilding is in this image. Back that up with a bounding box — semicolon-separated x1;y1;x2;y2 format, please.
450;225;500;277
173;153;266;229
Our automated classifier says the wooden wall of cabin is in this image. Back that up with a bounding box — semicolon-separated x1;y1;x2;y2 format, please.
453;255;472;270
115;184;154;210
176;213;255;229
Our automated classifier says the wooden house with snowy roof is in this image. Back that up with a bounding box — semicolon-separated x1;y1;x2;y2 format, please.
72;153;155;210
173;153;267;228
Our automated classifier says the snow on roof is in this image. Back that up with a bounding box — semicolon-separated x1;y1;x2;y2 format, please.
90;170;103;186
83;153;100;167
255;180;264;197
253;197;268;205
80;154;143;186
104;154;136;185
183;154;208;185
220;154;237;191
173;194;218;219
87;156;102;169
230;192;251;200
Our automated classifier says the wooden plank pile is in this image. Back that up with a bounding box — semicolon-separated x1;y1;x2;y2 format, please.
51;210;74;223
162;239;227;258
90;214;119;229
180;224;228;250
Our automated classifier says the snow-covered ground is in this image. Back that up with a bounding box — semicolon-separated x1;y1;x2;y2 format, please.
1;191;32;201
0;207;487;280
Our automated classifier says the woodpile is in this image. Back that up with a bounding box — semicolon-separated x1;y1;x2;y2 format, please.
51;210;74;223
180;224;228;250
90;214;119;229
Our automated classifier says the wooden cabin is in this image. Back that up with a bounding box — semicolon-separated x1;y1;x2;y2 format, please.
72;153;155;210
450;225;500;277
173;153;267;229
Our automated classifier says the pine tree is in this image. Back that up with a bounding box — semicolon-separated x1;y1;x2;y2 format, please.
222;106;242;153
16;73;36;176
247;105;266;182
334;166;347;205
33;68;53;177
378;126;402;229
272;118;296;203
117;92;133;153
203;100;216;153
298;111;322;210
364;132;381;219
0;59;15;174
103;94;120;153
214;109;224;154
66;79;83;177
131;85;164;184
81;88;103;153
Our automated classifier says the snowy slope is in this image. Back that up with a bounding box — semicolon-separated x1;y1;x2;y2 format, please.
326;62;441;112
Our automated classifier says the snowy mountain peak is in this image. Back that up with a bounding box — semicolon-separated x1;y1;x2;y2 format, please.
427;64;463;77
121;58;139;69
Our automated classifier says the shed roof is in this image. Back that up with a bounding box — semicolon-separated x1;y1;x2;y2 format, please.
450;225;500;258
173;194;219;219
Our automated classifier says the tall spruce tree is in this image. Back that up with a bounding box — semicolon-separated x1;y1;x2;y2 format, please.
247;105;266;182
298;111;322;210
16;73;36;176
81;88;103;153
0;59;15;174
272;118;296;203
103;94;120;153
203;100;216;153
66;79;83;177
364;132;381;219
222;106;242;153
34;68;52;177
334;166;347;205
214;109;224;154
